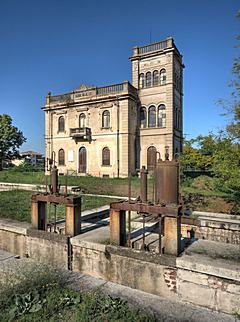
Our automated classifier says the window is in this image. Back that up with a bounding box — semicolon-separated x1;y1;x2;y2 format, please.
147;146;157;171
160;69;166;85
158;105;166;127
102;147;110;166
153;70;159;86
139;73;145;88
58;116;65;132
140;107;147;128
79;113;86;129
146;72;152;87
102;110;110;128
148;105;156;127
58;149;65;165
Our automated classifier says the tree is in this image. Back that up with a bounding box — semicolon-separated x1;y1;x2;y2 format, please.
0;114;26;170
221;11;240;140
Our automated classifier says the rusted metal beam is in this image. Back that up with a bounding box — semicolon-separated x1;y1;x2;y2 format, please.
31;193;81;205
110;201;181;217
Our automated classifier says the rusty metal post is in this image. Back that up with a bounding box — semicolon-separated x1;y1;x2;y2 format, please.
154;160;179;205
51;166;58;194
140;166;148;203
141;214;146;250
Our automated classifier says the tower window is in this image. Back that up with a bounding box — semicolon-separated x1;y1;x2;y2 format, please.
79;113;86;129
148;105;156;127
102;147;110;166
58;149;65;165
102;110;110;128
153;70;159;86
139;73;145;88
160;69;166;85
158;104;166;128
146;72;152;87
58;116;65;132
140;107;147;128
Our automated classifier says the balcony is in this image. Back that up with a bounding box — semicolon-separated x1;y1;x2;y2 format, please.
69;127;91;141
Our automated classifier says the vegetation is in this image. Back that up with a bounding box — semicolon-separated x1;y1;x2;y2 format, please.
0;114;26;171
180;13;240;202
0;262;155;322
0;190;118;223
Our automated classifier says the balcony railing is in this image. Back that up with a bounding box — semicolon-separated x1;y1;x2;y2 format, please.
131;38;173;57
49;93;72;103
69;127;91;141
97;83;124;95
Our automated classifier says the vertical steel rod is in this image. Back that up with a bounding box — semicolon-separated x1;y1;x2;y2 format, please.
54;204;57;232
159;215;162;255
142;214;146;250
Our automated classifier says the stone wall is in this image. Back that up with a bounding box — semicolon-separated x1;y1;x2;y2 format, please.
181;216;240;245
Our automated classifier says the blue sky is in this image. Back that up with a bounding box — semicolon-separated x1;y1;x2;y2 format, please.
0;0;239;153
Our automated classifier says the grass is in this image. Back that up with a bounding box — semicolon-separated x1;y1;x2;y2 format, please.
0;262;155;322
0;169;239;215
0;190;118;223
0;169;144;197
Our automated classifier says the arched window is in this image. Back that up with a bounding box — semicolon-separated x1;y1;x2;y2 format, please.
58;149;65;166
102;147;110;166
147;146;157;171
146;72;152;87
148;105;156;128
140;107;147;128
158;104;166;128
160;69;166;85
58;116;65;132
153;70;159;86
79;113;86;129
102;110;110;128
139;73;145;89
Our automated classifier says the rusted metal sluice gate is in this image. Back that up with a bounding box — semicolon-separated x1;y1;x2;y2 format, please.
110;160;182;256
31;153;81;236
31;152;182;256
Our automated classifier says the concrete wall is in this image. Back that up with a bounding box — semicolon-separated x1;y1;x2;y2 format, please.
71;238;177;299
176;240;240;315
0;219;69;269
0;219;239;315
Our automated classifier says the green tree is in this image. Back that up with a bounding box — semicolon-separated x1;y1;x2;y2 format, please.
0;114;26;170
222;10;240;140
180;137;214;171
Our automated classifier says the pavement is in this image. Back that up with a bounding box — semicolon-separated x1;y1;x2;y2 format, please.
0;249;239;322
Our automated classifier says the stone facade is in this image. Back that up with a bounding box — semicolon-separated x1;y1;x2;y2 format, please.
43;37;183;177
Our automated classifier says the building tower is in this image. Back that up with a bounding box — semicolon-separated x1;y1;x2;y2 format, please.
130;37;183;170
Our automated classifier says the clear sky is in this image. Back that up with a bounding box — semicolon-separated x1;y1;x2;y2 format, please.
0;0;239;153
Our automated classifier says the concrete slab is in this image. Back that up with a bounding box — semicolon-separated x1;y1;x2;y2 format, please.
177;240;240;282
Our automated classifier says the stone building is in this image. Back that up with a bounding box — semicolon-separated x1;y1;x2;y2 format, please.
43;37;183;177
